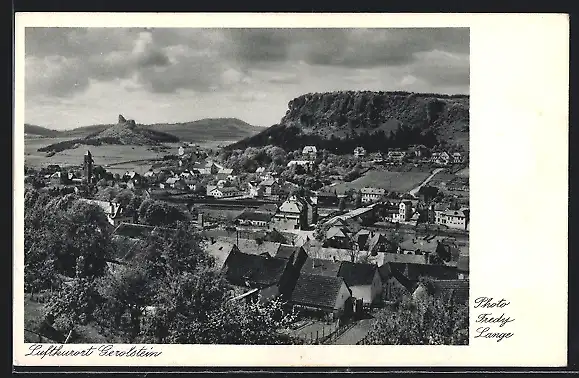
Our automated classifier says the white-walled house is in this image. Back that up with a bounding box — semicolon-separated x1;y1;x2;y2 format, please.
337;262;383;307
289;274;352;318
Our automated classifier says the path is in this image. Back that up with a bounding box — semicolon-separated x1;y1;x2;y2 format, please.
331;318;374;345
408;168;445;197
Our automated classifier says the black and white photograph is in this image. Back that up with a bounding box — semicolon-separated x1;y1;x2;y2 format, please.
21;26;471;347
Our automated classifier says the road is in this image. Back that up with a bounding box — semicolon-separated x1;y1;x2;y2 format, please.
408;168;445;197
331;318;374;345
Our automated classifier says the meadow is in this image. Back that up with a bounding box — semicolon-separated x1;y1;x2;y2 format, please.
23;137;236;170
328;168;431;194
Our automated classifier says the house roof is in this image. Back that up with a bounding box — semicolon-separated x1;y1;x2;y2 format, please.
205;240;237;269
279;199;304;213
388;266;418;293
431;279;469;303
317;190;337;198
218;168;234;175
367;232;393;253
166;177;180;184
301;257;342;276
275;244;303;260
361;187;386;195
389;262;459;282
223;250;288;288
326;226;350;239
338;261;378;287
213;186;240;194
381;253;428;265
260;177;277;187
78;199;122;218
216;237;281;257
399;235;449;254
302;146;317;153
256;204;278;214
289;274;347;310
236;210;274;223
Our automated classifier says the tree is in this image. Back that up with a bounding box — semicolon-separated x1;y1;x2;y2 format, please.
418;185;439;203
137;200;191;228
364;292;468;345
354;191;363;208
338;197;346;211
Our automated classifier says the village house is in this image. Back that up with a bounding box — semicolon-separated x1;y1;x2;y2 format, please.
434;207;470;230
324;226;353;249
272;195;309;230
408;144;429;158
287;160;313;170
217;167;234;179
78;199;131;226
235;209;274;228
452;152;464;164
209;186;241;199
360;187;386;204
394;200;414;222
337;261;383;307
288;273;352;320
431;151;451;166
302;145;318;160
205;240;240;269
259;177;282;198
222;249;297;304
315;190;339;207
274;245;309;273
387;150;407;164
366;231;396;254
353;146;366;158
247;181;265;198
300;257;382;308
444;177;469;192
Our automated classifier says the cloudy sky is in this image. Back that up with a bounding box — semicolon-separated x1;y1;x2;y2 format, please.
25;28;469;130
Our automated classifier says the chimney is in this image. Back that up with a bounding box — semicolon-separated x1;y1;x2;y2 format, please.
210;237;215;244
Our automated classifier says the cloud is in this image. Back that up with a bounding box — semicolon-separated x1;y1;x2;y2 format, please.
24;27;469;102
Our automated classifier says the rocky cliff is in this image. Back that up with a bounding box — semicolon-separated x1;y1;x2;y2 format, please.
38;114;179;153
227;91;469;153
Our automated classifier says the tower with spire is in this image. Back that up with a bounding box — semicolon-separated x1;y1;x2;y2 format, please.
83;150;94;183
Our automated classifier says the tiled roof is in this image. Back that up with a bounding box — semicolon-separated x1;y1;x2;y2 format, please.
205;240;237;269
289;274;347;310
432;279;469;303
216;236;281;257
389;262;459;282
326;226;350;239
275;244;302;260
301;257;342;276
78;199;121;217
399;235;449;254
338;261;378;287
381;253;428;265
361;187;386;195
223;250;288;288
236;210;274;222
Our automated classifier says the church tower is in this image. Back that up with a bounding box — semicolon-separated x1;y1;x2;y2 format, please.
83;150;94;183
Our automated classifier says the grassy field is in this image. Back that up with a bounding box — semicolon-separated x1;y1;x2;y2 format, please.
24;136;181;170
456;167;469;177
327;169;431;194
24;136;238;170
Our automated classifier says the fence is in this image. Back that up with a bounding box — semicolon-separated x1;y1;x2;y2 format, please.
295;319;357;345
